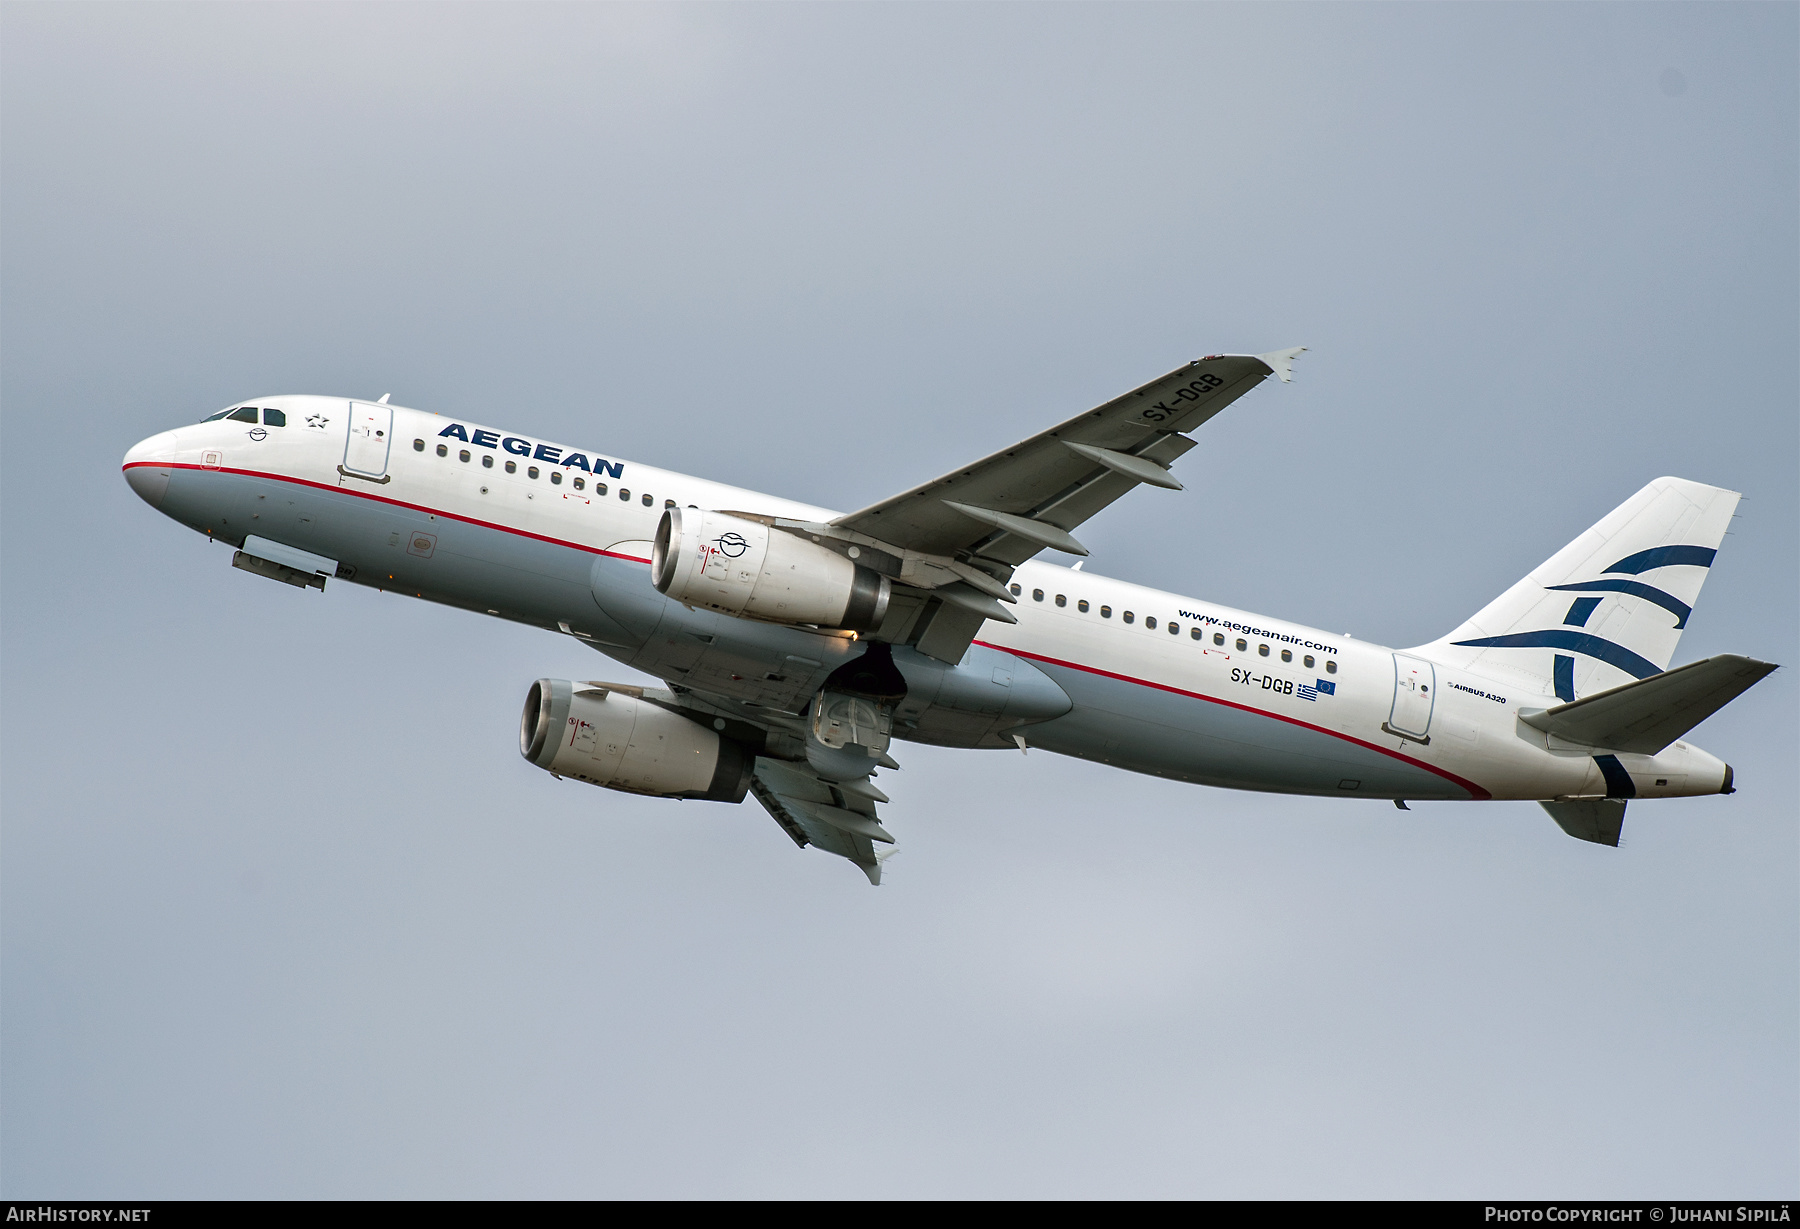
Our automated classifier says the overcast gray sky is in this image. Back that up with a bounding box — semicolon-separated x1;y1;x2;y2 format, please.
3;2;1794;1198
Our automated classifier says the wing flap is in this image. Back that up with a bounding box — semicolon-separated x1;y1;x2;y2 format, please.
748;757;892;884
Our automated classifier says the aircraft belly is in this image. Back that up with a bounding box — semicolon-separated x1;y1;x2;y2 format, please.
175;469;612;628
1023;663;1478;799
588;553;856;708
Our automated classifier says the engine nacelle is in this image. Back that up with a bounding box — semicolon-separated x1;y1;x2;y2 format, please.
651;508;890;632
520;679;753;803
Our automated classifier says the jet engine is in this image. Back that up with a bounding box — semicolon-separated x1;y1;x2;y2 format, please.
520;679;753;802
651;508;890;632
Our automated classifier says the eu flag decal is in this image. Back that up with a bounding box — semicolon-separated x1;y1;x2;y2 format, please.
1315;679;1336;696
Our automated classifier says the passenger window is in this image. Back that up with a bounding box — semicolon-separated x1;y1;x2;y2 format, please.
1123;611;1135;624
642;493;653;506
1145;616;1156;629
1078;599;1089;613
1280;649;1292;662
528;466;539;479
665;499;676;509
482;455;493;469
620;489;630;501
1214;633;1225;646
505;460;517;474
413;439;425;451
574;477;585;490
1326;660;1338;675
1010;584;1021;596
551;471;563;485
459;450;471;463
1100;606;1112;619
1191;628;1202;640
1259;644;1270;657
436;444;448;457
1033;589;1044;602
1055;594;1066;607
1168;623;1180;635
1236;638;1247;651
595;484;608;496
229;407;257;423
1304;655;1315;668
263;408;286;427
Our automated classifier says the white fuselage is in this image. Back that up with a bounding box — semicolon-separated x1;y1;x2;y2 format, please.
122;395;1732;806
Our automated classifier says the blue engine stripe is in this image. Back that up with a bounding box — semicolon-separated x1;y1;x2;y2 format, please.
1594;753;1637;798
1546;578;1692;628
1604;544;1716;575
1450;630;1662;679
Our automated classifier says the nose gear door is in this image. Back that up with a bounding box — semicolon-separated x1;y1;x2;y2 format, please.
1384;653;1436;743
342;401;393;478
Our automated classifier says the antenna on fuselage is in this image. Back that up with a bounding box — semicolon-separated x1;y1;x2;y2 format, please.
377;393;391;404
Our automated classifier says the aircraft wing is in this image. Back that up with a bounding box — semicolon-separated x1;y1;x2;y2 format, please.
834;349;1299;562
818;348;1301;661
749;757;896;885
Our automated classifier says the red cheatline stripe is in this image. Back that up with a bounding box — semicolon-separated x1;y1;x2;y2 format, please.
130;462;1485;797
124;461;654;563
977;640;1492;800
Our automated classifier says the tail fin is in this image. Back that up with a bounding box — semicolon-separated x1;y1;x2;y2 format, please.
1421;477;1739;699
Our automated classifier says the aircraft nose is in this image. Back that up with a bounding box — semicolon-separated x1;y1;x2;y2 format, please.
122;430;180;508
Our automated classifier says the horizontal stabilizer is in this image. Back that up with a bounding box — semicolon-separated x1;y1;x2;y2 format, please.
1540;798;1626;847
1520;654;1778;754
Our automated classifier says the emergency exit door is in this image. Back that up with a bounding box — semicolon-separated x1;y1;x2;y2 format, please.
342;402;393;478
1385;653;1436;743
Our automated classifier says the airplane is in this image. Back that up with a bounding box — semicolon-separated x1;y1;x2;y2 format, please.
121;349;1778;883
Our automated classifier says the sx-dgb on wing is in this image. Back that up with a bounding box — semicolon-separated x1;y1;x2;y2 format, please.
124;349;1777;882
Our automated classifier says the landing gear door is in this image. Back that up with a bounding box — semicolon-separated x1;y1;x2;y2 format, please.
1385;653;1436;743
343;402;394;478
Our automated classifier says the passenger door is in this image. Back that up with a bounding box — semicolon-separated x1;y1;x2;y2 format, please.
1386;653;1436;742
342;402;393;478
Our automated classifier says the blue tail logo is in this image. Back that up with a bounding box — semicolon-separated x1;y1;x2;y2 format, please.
1451;545;1716;699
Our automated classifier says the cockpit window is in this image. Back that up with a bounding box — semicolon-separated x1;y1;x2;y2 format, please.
228;407;258;423
263;408;286;427
201;408;235;422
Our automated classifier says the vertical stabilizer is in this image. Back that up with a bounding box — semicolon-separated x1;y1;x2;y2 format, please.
1419;477;1738;699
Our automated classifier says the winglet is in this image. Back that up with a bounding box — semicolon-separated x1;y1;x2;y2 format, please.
1254;347;1306;383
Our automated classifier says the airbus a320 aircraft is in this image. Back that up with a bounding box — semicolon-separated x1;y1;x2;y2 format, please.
123;350;1777;882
